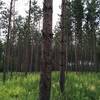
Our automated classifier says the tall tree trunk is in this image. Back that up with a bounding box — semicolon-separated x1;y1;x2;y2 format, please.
3;0;13;82
60;0;66;93
39;0;53;100
24;0;31;75
91;27;96;71
10;0;16;77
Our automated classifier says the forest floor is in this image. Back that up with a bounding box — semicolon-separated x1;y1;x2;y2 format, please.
0;72;100;100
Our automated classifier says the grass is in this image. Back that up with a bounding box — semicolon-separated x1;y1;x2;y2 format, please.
0;72;100;100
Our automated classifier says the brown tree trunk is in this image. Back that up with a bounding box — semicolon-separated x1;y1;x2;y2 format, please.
60;0;66;93
3;0;13;82
35;44;39;71
39;0;53;100
10;0;16;77
24;0;31;75
30;40;34;72
93;33;96;71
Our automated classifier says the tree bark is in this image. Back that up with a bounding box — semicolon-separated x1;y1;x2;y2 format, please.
39;0;53;100
60;0;66;93
24;0;31;75
3;0;13;82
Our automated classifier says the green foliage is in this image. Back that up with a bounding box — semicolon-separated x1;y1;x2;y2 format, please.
0;72;100;100
51;72;100;100
65;73;100;100
72;0;84;20
0;73;40;100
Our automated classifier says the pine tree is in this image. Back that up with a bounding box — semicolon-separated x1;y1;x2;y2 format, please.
24;0;32;75
85;0;100;70
3;0;13;82
39;0;53;99
72;0;84;71
60;0;67;93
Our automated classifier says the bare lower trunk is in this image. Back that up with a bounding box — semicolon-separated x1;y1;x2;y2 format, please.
30;41;34;72
35;45;39;71
93;33;96;71
75;29;77;70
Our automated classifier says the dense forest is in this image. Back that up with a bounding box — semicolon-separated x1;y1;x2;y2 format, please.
0;0;100;100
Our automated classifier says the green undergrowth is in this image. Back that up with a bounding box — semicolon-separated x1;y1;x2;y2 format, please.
0;72;100;100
